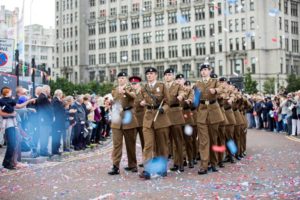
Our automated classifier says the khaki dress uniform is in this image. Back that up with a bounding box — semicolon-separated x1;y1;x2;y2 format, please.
111;86;138;170
165;82;186;169
181;87;195;166
140;82;171;164
133;92;145;152
194;78;224;171
232;93;243;157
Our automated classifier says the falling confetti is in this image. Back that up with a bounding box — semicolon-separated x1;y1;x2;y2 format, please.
122;110;132;125
227;140;238;155
184;125;193;136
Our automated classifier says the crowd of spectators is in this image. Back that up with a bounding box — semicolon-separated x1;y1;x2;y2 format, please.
0;85;112;170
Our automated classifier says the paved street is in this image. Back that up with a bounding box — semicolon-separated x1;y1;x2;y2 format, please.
0;129;300;200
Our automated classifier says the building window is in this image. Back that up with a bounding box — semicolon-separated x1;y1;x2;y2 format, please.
88;24;96;35
209;5;214;18
251;57;256;73
120;20;128;31
143;48;152;60
182;64;191;78
181;27;191;39
131;18;139;29
132;68;140;76
90;11;96;19
218;21;222;33
100;9;106;17
143;16;151;28
120;51;128;63
98;22;106;34
291;21;299;34
195;7;205;20
143;32;152;44
251;36;255;49
235;38;239;50
182;44;191;57
291;1;298;17
132;50;140;62
131;33;140;45
285;20;289;33
218;39;222;52
99;0;105;4
210;42;215;54
195;25;205;37
168;0;177;5
156;47;165;59
168;12;177;24
168;46;178;58
89;71;95;81
219;60;223;76
250;0;254;11
109;37;117;48
109;52;117;63
99;53;106;64
235;19;239;32
120;35;128;47
155;30;164;42
242;37;246;50
229;20;233;32
109;20;117;32
196;43;206;55
157;66;164;80
241;18;246;31
217;3;222;15
284;0;288;14
209;24;215;36
250;17;255;30
229;39;233;51
156;0;164;8
168;28;178;41
90;0;95;7
292;39;299;53
132;3;140;12
155;14;164;26
121;5;128;14
144;1;152;10
285;38;289;51
279;17;282;30
89;54;96;65
181;9;191;22
89;40;96;50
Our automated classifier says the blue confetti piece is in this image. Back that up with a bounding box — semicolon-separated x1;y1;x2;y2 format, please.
122;110;132;125
227;139;238;155
176;14;187;25
193;87;201;108
268;8;280;16
144;156;168;175
227;0;237;4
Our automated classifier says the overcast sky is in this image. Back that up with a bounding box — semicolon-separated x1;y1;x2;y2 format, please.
1;0;55;28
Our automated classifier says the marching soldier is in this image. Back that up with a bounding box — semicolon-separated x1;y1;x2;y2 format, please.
194;64;224;175
177;77;195;169
164;69;186;172
108;72;138;175
129;76;145;167
139;67;171;179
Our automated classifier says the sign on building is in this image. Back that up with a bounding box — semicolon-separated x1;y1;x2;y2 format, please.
0;38;14;73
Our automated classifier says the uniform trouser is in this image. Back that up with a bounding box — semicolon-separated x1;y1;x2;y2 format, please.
170;125;184;166
192;125;198;159
2;127;16;168
234;125;241;156
168;131;173;157
197;123;219;170
217;125;226;163
136;127;145;152
111;128;137;168
143;127;169;165
183;128;194;163
225;125;235;157
240;124;247;154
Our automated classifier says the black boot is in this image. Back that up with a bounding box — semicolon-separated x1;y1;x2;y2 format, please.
170;165;179;171
188;161;194;168
139;171;151;180
108;165;120;175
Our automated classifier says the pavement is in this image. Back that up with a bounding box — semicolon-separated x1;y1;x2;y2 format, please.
0;129;300;200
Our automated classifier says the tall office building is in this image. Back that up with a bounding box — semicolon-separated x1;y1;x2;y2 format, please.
55;0;300;90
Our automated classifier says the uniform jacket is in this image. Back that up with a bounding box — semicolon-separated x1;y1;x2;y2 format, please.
182;87;195;125
140;81;171;129
133;91;145;127
111;85;138;130
165;82;185;125
194;78;224;124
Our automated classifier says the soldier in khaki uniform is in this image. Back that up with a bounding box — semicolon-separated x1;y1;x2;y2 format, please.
108;72;139;175
129;76;145;167
194;64;224;175
176;77;195;169
139;67;171;179
220;79;237;163
164;69;186;172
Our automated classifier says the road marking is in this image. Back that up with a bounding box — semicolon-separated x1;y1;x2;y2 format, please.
285;135;300;143
0;142;113;178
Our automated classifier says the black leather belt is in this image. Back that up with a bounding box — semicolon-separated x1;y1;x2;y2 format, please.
147;105;159;110
200;100;216;105
183;107;190;110
123;106;133;111
170;104;180;108
225;107;232;111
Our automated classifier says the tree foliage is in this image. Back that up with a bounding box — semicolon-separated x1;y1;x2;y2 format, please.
244;68;258;94
263;77;275;94
286;74;300;93
49;78;114;96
